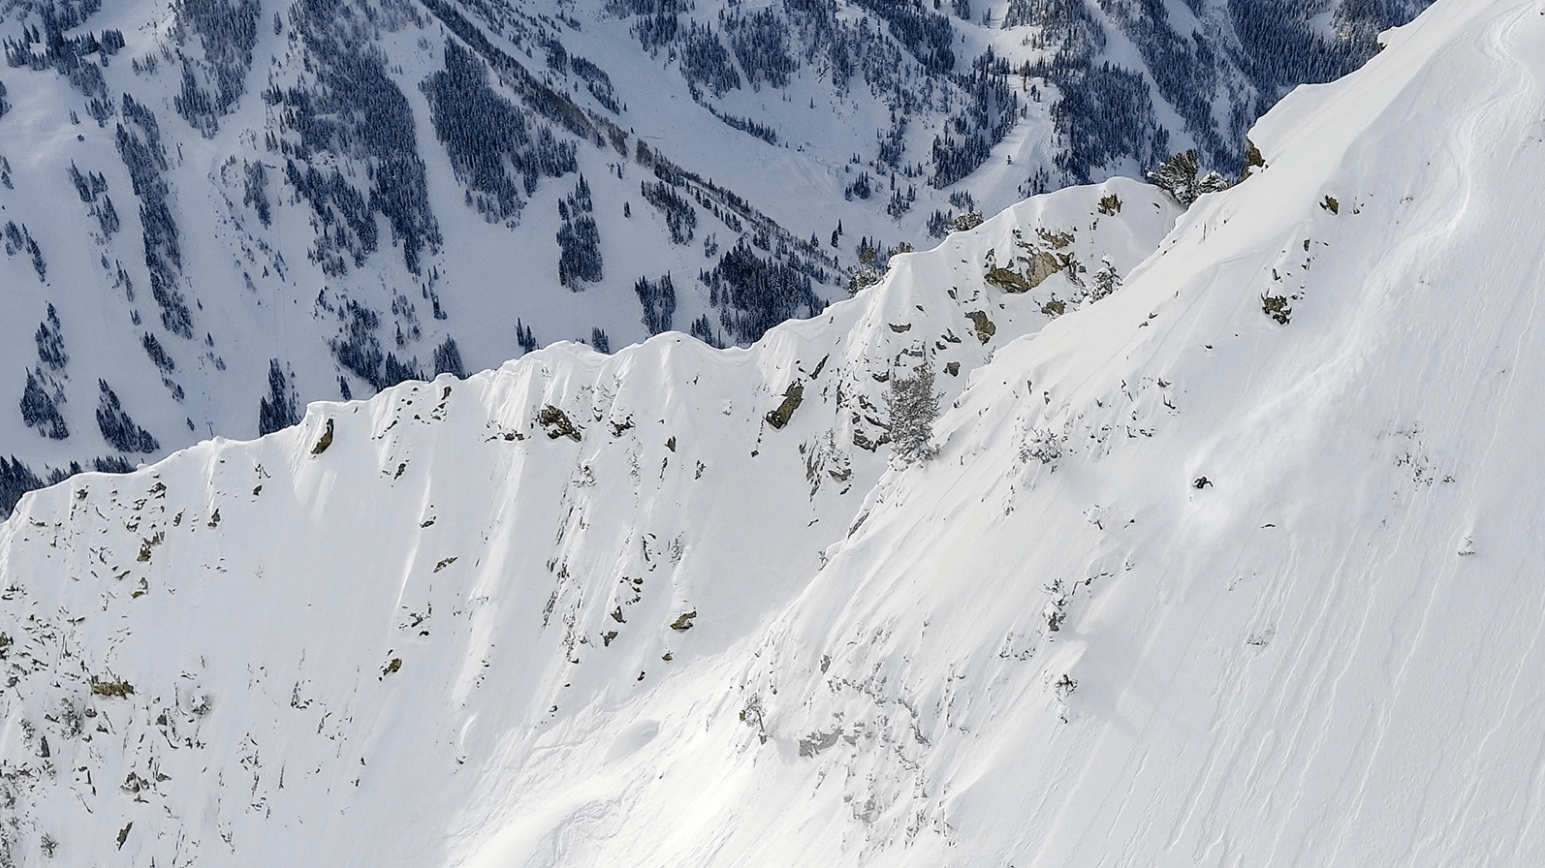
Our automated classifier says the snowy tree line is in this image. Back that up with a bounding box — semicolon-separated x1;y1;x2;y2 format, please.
329;300;429;393
96;379;158;454
930;47;1020;188
421;0;630;156
1009;0;1427;186
557;176;603;290
171;0;259;135
701;240;824;345
641;180;698;246
634;273;677;336
117;94;195;338
2;220;46;281
422;40;578;223
268;0;441;274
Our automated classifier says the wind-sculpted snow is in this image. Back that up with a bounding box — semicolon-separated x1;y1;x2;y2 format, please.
0;178;1175;866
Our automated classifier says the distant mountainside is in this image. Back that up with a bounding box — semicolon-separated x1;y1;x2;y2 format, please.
0;0;1432;511
6;0;1545;864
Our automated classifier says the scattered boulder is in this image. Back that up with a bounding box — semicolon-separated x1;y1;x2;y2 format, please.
1241;139;1267;180
965;311;996;344
91;679;135;698
765;381;805;430
1026;251;1064;287
1261;294;1292;325
539;406;582;441
311;418;334;455
1037;228;1074;249
984;267;1031;292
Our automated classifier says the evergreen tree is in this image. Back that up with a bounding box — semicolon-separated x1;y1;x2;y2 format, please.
258;359;300;435
96;379;159;453
20;369;67;440
589;327;611;353
433;337;466;379
1149;149;1231;207
34;304;66;370
0;455;44;516
887;345;940;465
516;319;538;354
1089;257;1121;301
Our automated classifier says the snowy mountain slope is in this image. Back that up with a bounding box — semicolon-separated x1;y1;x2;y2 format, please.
727;0;1545;863
7;0;1542;863
0;176;1178;866
0;0;1432;512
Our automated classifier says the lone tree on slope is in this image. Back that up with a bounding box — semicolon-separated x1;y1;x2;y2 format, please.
1149;149;1231;207
887;344;941;465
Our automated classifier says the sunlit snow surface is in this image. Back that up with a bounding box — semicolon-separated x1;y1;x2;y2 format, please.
6;0;1545;864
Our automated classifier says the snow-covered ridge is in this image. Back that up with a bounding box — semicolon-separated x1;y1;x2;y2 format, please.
0;0;1427;510
0;176;1176;866
8;0;1545;863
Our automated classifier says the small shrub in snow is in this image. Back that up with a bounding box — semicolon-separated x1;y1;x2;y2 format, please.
188;693;213;717
951;211;984;232
739;694;768;744
1089;258;1121;301
1020;427;1061;467
1261;293;1292;324
847;267;882;296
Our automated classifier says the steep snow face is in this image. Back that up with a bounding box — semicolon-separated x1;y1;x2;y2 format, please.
726;0;1545;863
0;177;1178;867
0;0;1430;511
5;0;1541;864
